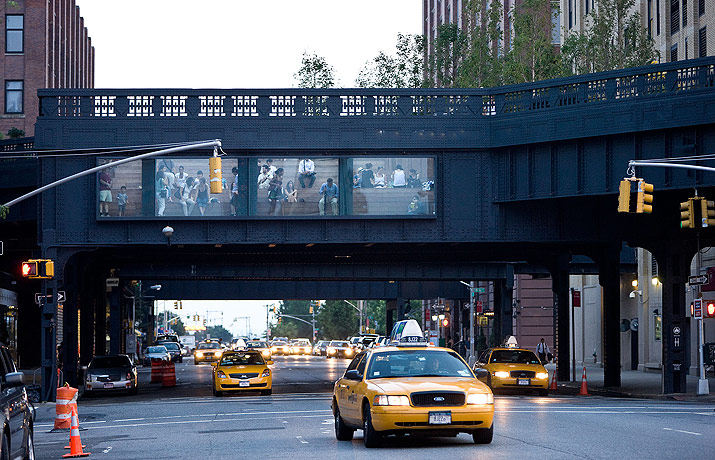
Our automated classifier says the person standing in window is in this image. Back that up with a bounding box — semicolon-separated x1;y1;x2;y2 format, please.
318;178;339;216
196;176;209;216
257;164;272;190
374;166;386;188
230;166;240;216
298;158;316;188
360;163;375;188
155;167;168;216
407;169;421;188
267;168;284;215
117;186;128;217
99;167;112;217
392;164;406;187
179;177;196;216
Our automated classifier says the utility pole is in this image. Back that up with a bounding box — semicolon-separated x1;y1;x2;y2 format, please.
696;228;710;395
312;302;316;343
266;305;271;340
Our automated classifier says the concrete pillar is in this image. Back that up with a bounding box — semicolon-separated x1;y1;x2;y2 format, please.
62;258;79;386
598;247;622;388
108;284;121;355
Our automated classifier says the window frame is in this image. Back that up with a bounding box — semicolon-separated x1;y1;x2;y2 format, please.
4;80;23;114
699;27;707;58
5;14;23;54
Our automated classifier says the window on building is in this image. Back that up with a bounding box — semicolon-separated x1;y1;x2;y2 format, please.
685;36;688;59
551;2;561;44
647;0;653;37
657;0;661;35
5;15;23;53
682;0;687;27
568;0;573;29
671;0;680;35
700;0;705;16
4;80;22;114
670;43;678;62
700;27;707;58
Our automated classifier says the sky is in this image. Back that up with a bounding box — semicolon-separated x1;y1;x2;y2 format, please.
78;1;421;337
75;0;422;88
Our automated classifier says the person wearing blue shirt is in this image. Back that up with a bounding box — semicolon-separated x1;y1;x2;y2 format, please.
318;178;338;216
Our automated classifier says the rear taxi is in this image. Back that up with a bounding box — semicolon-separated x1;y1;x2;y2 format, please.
212;351;273;396
326;340;356;359
475;346;549;396
289;339;312;355
194;341;224;364
246;340;272;359
270;340;290;355
332;320;494;448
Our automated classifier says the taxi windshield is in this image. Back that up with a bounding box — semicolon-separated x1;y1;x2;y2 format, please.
247;342;267;348
366;350;474;379
273;341;287;346
489;350;541;364
197;343;219;350
330;341;348;347
220;353;265;366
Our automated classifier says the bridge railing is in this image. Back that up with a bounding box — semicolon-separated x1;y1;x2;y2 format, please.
37;57;715;120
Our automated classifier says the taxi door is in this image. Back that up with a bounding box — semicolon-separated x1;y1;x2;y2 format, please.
342;353;370;424
337;353;365;424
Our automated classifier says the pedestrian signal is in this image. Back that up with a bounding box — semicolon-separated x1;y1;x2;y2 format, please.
21;261;37;277
21;259;54;279
701;199;715;227
707;303;715;318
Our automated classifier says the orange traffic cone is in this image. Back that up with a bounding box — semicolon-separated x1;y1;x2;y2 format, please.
549;371;558;391
63;408;90;458
578;366;589;396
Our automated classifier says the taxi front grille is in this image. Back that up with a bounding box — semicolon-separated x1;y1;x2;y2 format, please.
410;391;465;407
222;383;267;388
510;370;536;378
229;373;259;379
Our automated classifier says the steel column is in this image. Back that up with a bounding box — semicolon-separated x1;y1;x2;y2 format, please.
550;255;571;382
598;248;622;388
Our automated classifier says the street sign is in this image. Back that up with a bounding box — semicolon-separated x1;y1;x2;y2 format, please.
106;277;119;288
688;274;709;286
34;293;52;304
474;287;486;294
57;291;66;303
478;316;488;326
693;298;703;319
572;290;581;307
476;300;483;313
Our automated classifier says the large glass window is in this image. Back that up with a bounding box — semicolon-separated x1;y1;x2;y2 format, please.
155;158;240;217
350;157;435;216
253;158;339;216
4;81;22;114
97;159;143;217
5;15;23;53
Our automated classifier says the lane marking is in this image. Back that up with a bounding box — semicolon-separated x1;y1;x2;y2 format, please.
103;446;113;454
663;428;702;436
296;436;308;444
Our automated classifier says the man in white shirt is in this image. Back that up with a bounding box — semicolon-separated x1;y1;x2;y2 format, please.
298;158;316;188
257;165;272;190
536;338;551;364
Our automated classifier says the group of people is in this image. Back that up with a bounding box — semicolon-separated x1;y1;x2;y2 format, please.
155;161;211;216
98;166;128;217
256;159;338;216
353;163;422;189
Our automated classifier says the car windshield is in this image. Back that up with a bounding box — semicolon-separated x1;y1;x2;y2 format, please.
158;342;180;351
489;350;541;364
147;346;168;354
197;343;219;349
89;356;131;368
294;340;310;346
273;341;287;346
330;341;348;347
247;342;267;348
157;335;178;342
366;350;474;379
219;353;265;366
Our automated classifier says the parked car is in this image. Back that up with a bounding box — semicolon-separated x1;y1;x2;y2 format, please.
85;354;138;395
313;340;328;356
156;341;183;363
0;344;34;459
142;345;171;366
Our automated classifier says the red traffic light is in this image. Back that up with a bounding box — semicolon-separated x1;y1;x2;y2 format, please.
442;318;449;327
707;303;715;317
21;262;37;277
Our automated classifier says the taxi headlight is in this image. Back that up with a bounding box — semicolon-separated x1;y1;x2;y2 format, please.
373;395;410;406
467;393;494;405
262;350;270;357
344;348;353;355
195;352;203;358
261;368;270;377
536;372;549;380
271;347;278;352
216;370;227;378
494;371;510;379
327;347;336;354
214;351;222;357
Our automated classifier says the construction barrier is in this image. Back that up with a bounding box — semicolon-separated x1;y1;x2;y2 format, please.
55;384;79;430
63;408;90;458
162;361;176;387
150;359;164;383
549;371;558;391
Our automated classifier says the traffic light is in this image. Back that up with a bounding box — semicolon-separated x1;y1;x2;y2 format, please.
701;199;715;227
309;304;313;314
209;156;222;194
21;259;54;279
174;301;178;310
681;199;695;228
278;316;282;324
636;180;654;213
203;318;207;326
617;180;631;213
707;302;715;318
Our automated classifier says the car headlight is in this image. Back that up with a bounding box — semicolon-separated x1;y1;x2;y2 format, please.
262;368;270;377
262;350;270;357
536;372;549;380
467;393;494;405
344;348;353;355
494;371;510;379
271;347;278;352
327;347;335;354
373;395;410;406
214;351;222;357
217;370;227;378
195;352;203;358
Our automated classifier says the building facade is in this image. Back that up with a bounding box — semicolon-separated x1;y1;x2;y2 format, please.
0;0;94;137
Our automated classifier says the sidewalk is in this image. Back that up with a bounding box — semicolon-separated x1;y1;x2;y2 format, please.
544;363;715;402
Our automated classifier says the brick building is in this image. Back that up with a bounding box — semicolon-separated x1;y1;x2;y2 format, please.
0;0;94;137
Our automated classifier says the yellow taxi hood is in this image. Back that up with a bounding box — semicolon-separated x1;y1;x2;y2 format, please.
217;364;266;372
368;377;489;394
487;363;545;371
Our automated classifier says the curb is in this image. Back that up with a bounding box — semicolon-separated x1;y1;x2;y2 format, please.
554;382;715;402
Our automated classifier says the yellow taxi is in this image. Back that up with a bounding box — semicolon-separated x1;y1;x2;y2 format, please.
193;341;224;364
246;340;272;359
474;341;549;396
212;350;273;396
331;320;494;448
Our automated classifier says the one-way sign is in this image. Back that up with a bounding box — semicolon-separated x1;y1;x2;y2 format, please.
689;274;709;285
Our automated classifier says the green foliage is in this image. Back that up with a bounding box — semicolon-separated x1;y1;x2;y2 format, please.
561;0;659;74
294;52;335;88
172;317;186;336
0;205;8;220
194;325;233;343
455;0;505;88
7;127;24;139
356;34;425;88
364;300;386;335
317;300;357;340
426;23;468;88
270;300;312;339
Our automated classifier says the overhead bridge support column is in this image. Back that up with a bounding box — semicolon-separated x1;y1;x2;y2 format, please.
598;247;621;388
493;265;514;344
550;255;571;383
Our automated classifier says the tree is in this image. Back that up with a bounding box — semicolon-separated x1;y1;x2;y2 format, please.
561;0;658;74
194;325;232;343
294;52;336;88
7;127;24;139
356;34;425;88
171;317;186;336
456;0;505;88
271;300;312;339
426;23;468;87
316;300;357;340
503;0;564;84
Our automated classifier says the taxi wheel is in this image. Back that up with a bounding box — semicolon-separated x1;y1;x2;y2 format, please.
213;384;222;397
362;403;381;448
472;424;493;444
334;406;354;441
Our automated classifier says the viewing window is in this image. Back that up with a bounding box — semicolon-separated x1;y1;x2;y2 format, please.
5;15;23;53
4;80;22;114
349;157;435;216
97;159;143;217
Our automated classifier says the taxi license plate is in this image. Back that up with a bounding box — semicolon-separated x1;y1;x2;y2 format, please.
517;379;530;386
239;380;250;387
428;411;451;425
103;383;113;389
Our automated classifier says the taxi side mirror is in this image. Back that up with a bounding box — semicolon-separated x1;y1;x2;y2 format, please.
267;361;274;365
344;369;362;381
474;368;489;379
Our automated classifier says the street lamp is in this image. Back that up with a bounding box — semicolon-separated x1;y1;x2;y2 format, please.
162;226;174;246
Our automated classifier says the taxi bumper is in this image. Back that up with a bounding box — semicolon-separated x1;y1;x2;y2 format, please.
216;375;272;391
194;352;222;363
491;376;548;390
370;405;493;432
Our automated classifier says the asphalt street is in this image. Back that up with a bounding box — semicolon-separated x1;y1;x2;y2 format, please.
33;356;715;459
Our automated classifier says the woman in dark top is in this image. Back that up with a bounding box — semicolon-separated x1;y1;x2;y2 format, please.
196;176;209;216
267;168;284;215
360;163;375;188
